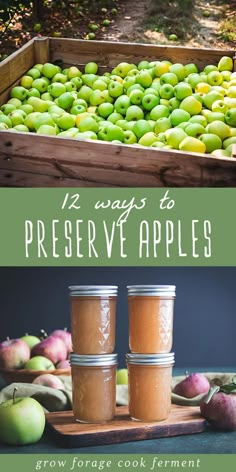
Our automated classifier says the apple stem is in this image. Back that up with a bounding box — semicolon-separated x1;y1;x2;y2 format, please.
6;336;10;341
204;385;220;404
40;329;47;339
13;386;18;404
64;327;68;332
185;370;189;378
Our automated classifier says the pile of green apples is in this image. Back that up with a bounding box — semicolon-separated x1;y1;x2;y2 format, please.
0;56;236;157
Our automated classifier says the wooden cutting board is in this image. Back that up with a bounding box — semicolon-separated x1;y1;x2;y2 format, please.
46;405;207;448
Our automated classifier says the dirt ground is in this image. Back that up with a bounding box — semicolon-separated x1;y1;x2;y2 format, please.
102;0;236;48
0;0;235;60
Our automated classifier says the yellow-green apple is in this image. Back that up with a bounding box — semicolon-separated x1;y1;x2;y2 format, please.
206;120;231;140
133;119;152;139
32;112;55;131
8;110;25;126
20;75;33;89
123;130;137;144
0;114;12;127
19;104;33;115
58;128;79;138
77;85;93;102
56;113;76;130
98;124;124;142
185;63;199;75
32;78;48;93
223;136;236;149
92;79;107;91
154;117;171;134
31;335;67;364
27;97;48;112
125;105;144;121
27;87;40;98
24;112;41;131
24;355;55;370
136;70;152;88
211;149;231;158
0;123;9;130
207;70;223;86
89;90;106;106
42;63;60;79
199;133;222;152
114;95;130;115
13;124;29;132
10;86;28;101
203;90;223;110
116;369;128;384
67;66;81;79
165;128;187;149
189;115;207;126
7;97;22;107
225;108;236;126
218;56;233;72
153;61;170;77
32;373;65;389
108;81;123;98
129;89;144;105
57;92;74;110
174;82;192;100
169;63;187;81
142;93;159;110
180;96;202;115
27;68;41;79
85;62;98;74
48;82;67;98
185;123;205;137
0;388;45;445
0;338;30;369
207;112;225;123
179;136;206;153
123;76;136;90
160;72;178;87
1;103;16;115
212;100;228;114
37;125;57;135
169;109;191;126
21;334;40;350
78;117;99;133
138;131;158;146
159;83;174;99
187;73;202;90
75;131;97;140
97;102;114;118
150;104;170;120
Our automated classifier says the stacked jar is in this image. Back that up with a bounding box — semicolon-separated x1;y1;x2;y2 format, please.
69;286;118;423
126;285;176;422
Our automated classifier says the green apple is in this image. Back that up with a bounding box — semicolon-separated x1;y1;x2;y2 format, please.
129;89;144;105
123;76;136;90
179;136;206;153
212;100;228;114
10;86;28;101
27;87;40;98
56;113;76;130
0;114;12;127
92;79;107;91
108;81;123;98
113;62;133;78
34;112;56;131
206;120;231;140
82;73;97;87
169;108;191;126
1;104;16;115
107;112;123;124
142;93;159;110
51;73;67;84
34;63;44;73
27;68;41;80
32;78;48;93
48;82;67;98
160;72;178;87
225;108;236;126
27;97;48;112
218;56;233;72
123;130;137;144
7;98;22;108
64;81;77;92
70;104;86;115
114;95;130;115
98;124;124;142
0;389;45;445
153;61;170;77
180;96;202;115
138;131;158;146
0;123;9;130
207;70;223;86
116;119;128;129
165;128;187;149
227;86;236;98
77;85;93;102
174;82;192;100
37;125;57;135
85;62;98;74
169;63;187;81
42;62;60;79
187;73;202;90
168;34;178;41
207;112;225;123
97;102;114;118
89;90;106;106
48;105;65;115
126;84;144;97
57;92;74;110
24;112;41;131
13;124;29;132
189;115;208;126
78;117;99;133
159;83;174;99
185;123;205;137
133;119;152;139
199;133;222;152
58;128;79;138
202;90;223;110
8;110;25;127
136;70;152;88
223;136;236;149
204;64;218;74
154;117;171;134
24;355;55;370
20;75;33;89
185;63;199;76
125;105;144;121
21;334;40;349
150;104;170;120
70;77;83;90
224;97;236;109
211;149;231;158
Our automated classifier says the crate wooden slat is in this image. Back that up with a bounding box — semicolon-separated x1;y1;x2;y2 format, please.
0;37;236;187
46;405;207;448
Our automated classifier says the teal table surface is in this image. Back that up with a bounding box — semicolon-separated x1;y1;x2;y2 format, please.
0;368;235;454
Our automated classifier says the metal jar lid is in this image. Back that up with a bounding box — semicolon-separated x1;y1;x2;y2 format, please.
69;285;118;297
126;352;175;366
127;285;176;297
70;353;118;366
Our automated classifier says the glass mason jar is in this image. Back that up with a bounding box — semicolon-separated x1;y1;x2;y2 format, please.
126;352;175;422
69;285;118;354
127;285;176;353
70;353;118;423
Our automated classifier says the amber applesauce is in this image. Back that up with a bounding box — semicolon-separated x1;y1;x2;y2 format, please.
70;353;117;423
126;353;175;422
69;286;118;354
127;286;176;353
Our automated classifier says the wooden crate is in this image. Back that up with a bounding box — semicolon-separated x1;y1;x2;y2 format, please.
0;37;236;187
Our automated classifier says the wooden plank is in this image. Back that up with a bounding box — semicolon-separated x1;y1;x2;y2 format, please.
49;38;236;70
46;405;207;448
1;131;236;187
0;169;112;187
0;38;35;96
34;37;50;65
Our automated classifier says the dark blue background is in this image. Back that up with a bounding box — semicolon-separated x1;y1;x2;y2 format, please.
0;267;235;369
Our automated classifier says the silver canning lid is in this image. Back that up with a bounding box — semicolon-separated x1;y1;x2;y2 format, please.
126;352;175;366
69;285;118;297
127;285;176;297
70;353;118;366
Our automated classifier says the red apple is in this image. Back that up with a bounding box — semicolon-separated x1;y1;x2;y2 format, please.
200;379;236;430
0;338;30;369
50;328;72;355
174;372;210;398
31;335;67;364
56;359;71;369
32;373;65;389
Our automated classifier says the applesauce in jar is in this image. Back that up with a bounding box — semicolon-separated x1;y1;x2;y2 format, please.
70;353;117;423
69;286;118;354
126;353;175;422
127;285;176;353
